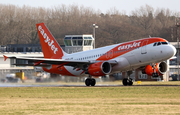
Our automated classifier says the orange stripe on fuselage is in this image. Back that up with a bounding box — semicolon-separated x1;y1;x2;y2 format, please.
97;38;167;61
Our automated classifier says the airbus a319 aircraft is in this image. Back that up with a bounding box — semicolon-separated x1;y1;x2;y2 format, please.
3;23;176;86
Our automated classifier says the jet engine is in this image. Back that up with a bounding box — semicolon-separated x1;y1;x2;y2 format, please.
88;61;111;76
145;62;168;77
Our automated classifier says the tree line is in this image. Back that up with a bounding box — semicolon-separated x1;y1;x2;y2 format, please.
0;4;179;47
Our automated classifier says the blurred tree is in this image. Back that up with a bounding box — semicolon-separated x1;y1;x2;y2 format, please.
0;4;179;47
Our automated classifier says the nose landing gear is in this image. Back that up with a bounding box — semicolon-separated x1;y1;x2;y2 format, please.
151;63;159;77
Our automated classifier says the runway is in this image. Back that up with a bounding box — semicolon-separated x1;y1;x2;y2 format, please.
0;83;180;87
0;83;122;87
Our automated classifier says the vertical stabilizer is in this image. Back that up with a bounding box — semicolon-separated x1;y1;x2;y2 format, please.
36;23;66;59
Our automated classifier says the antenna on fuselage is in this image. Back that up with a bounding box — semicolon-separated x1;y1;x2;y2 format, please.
149;35;151;38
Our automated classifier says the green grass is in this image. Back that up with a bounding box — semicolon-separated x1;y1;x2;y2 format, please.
0;86;180;115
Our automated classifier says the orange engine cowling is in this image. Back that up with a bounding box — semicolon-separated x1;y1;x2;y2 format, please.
88;61;111;76
145;62;168;76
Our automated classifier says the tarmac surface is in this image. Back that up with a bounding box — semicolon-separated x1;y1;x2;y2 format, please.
0;83;122;87
0;83;180;87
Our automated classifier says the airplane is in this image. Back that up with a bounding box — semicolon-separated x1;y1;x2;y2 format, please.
3;23;176;86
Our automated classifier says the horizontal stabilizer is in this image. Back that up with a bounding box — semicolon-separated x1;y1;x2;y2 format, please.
3;55;9;61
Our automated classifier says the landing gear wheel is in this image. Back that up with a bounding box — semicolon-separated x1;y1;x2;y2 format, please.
85;78;96;86
122;78;128;86
90;78;96;86
128;78;133;86
85;78;91;86
152;73;159;77
122;78;133;86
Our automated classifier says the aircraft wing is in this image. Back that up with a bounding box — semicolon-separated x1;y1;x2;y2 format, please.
170;56;177;60
3;55;118;67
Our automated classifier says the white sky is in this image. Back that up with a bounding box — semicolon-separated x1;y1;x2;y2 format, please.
0;0;180;15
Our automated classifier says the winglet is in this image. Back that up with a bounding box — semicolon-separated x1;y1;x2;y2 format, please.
3;55;8;61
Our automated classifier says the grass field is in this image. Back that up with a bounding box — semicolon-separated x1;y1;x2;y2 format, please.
0;82;180;115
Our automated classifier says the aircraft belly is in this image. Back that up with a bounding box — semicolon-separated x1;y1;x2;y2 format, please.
112;57;131;72
126;55;137;67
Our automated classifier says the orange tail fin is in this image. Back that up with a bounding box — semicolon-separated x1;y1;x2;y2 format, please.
36;23;66;59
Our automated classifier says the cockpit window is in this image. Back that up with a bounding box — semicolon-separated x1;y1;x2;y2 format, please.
153;42;168;46
153;42;157;46
161;42;168;45
157;42;161;46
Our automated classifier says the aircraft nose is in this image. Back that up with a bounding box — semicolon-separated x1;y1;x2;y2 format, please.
167;45;176;57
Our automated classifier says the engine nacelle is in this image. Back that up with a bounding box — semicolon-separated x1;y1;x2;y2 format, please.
88;61;111;76
145;62;168;76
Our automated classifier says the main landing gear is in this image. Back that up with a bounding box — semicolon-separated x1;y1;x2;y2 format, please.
122;71;133;86
85;75;96;86
122;78;133;86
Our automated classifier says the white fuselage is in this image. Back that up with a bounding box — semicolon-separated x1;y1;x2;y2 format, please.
60;38;176;76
